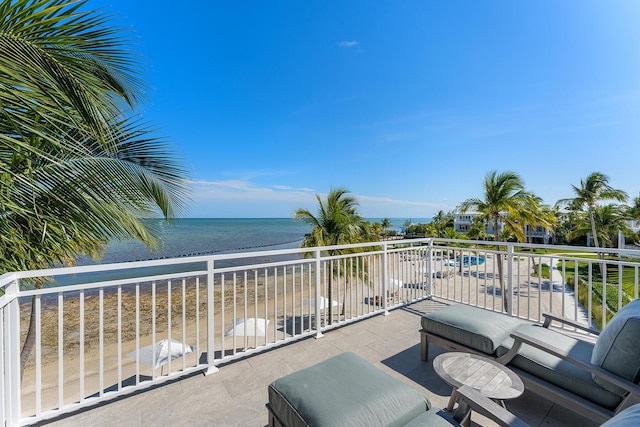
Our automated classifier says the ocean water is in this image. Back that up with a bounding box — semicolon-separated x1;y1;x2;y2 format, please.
50;217;425;287
77;217;427;265
77;218;311;265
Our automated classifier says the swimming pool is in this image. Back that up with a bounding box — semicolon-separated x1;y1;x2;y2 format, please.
443;256;486;267
462;256;485;266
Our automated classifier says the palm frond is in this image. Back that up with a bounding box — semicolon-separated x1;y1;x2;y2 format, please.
0;1;190;272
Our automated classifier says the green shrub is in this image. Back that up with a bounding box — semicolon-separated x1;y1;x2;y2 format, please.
566;276;616;329
531;263;551;279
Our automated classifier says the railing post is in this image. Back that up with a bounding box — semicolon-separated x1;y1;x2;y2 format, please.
427;239;434;299
4;277;20;425
314;249;323;338
205;259;219;375
0;304;4;427
507;244;514;316
382;243;389;315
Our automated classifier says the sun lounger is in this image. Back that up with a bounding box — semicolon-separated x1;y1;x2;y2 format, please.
420;300;640;424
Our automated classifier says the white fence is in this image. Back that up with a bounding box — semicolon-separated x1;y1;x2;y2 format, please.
1;238;639;425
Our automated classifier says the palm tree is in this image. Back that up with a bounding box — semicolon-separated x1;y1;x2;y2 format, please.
381;217;392;236
1;1;190;375
466;216;489;241
554;206;583;245
424;222;438;238
443;227;459;240
369;221;384;240
625;193;640;225
459;171;537;311
557;172;628;259
528;203;555;243
432;210;454;238
293;188;368;323
624;195;640;245
569;204;630;250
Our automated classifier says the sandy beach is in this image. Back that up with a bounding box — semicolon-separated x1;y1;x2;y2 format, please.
19;266;383;416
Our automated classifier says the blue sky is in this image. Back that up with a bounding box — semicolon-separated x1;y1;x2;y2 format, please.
100;1;640;218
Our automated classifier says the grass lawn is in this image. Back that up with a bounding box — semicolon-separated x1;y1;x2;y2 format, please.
559;259;638;328
526;253;638;329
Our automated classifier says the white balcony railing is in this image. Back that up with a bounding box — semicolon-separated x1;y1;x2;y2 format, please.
0;239;638;425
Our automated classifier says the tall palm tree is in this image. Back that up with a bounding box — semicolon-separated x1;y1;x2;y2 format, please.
1;0;190;375
557;172;628;257
459;171;537;311
293;188;368;323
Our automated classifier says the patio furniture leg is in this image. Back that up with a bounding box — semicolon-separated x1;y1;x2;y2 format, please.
453;398;471;427
447;387;458;411
420;331;429;361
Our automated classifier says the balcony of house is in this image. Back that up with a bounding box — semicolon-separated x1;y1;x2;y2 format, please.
2;239;639;426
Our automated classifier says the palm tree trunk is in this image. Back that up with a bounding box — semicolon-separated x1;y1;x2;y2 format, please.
589;207;606;276
327;274;333;325
496;252;507;312
341;276;347;317
20;295;38;379
528;229;537;270
589;208;600;249
494;218;508;312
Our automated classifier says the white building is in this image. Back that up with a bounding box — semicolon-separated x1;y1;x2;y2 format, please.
453;213;501;236
454;212;553;244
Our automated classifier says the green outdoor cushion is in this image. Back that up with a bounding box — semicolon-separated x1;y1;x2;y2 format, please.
403;408;459;427
591;299;640;395
497;324;622;409
600;403;640;427
268;352;430;427
421;305;522;354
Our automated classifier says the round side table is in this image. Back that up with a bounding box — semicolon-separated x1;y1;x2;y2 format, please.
433;352;524;424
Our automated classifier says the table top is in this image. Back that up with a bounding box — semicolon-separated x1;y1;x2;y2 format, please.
433;352;524;400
